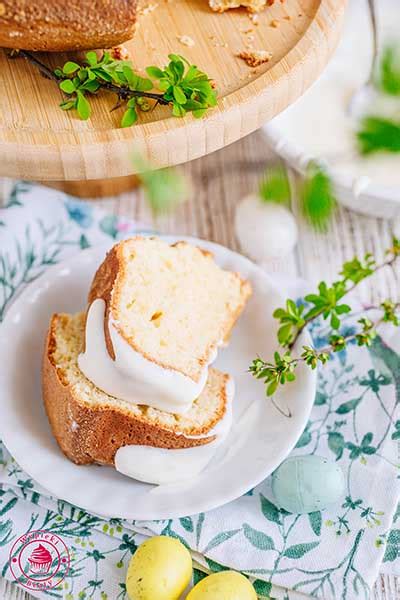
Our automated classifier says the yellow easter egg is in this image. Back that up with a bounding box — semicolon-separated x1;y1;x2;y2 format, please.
187;571;257;600
126;536;192;600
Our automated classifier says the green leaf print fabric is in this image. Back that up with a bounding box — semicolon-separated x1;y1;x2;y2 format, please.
0;183;399;600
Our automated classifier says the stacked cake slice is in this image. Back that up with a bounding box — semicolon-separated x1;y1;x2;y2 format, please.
42;237;251;483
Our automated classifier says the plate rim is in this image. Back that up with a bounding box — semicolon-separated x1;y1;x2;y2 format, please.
0;236;316;519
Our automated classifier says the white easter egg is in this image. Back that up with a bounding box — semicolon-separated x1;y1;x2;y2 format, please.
272;455;345;514
235;194;298;261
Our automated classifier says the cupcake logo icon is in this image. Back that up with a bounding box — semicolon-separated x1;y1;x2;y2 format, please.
28;543;53;574
9;530;70;591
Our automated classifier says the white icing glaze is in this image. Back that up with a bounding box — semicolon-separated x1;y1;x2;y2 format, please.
78;299;219;414
114;378;234;485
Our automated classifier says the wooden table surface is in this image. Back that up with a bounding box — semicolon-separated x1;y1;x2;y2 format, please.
0;130;399;599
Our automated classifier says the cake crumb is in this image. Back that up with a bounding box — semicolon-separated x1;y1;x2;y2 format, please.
138;2;158;16
110;45;130;60
270;19;279;27
177;35;195;47
237;49;272;67
0;3;6;16
249;13;259;25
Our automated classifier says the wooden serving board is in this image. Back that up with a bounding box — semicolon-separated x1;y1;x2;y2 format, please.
0;0;346;181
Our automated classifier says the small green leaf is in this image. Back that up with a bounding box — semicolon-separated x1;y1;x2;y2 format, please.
76;91;91;120
361;432;373;446
259;164;291;205
193;569;207;585
295;429;312;448
86;51;99;67
146;66;165;79
60;99;76;111
278;323;293;345
266;380;278;396
253;580;272;596
62;61;80;75
308;511;322;536
59;79;76;94
283;541;319;558
377;44;400;96
203;529;241;554
192;108;207;118
121;107;138;128
383;543;398;562
172;103;187;118
173;85;187;104
357;116;400;155
301;162;337;232
328;431;345;460
260;494;281;524
135;77;153;92
0;497;18;516
243;523;275;550
336;397;361;414
314;392;327;406
383;530;400;562
388;530;400;544
79;79;100;93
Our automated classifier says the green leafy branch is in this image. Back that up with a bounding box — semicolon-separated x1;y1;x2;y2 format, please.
14;50;217;127
250;237;400;412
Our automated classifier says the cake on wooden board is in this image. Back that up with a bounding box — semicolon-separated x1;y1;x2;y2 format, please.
0;0;137;52
42;312;232;467
87;237;252;386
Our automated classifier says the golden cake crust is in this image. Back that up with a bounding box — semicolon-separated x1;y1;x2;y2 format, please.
0;0;137;52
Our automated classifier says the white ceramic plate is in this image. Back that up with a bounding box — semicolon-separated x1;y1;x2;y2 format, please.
0;237;316;520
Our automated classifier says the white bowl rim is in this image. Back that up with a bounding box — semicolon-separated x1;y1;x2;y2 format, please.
264;121;400;204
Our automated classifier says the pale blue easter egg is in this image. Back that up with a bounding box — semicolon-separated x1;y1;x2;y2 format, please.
271;455;344;514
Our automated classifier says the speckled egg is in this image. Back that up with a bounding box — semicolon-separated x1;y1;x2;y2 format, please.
187;571;257;600
126;536;192;600
271;455;345;514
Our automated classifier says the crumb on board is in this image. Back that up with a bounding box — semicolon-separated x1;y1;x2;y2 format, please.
249;13;259;25
270;19;279;27
237;49;272;67
137;2;158;16
177;35;195;47
208;34;228;48
110;45;130;60
209;0;279;12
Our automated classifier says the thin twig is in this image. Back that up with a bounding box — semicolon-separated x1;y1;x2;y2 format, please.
288;301;400;368
11;50;170;106
14;50;59;82
288;253;398;350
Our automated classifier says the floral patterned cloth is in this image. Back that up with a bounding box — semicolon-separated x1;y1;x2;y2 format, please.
0;182;399;600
